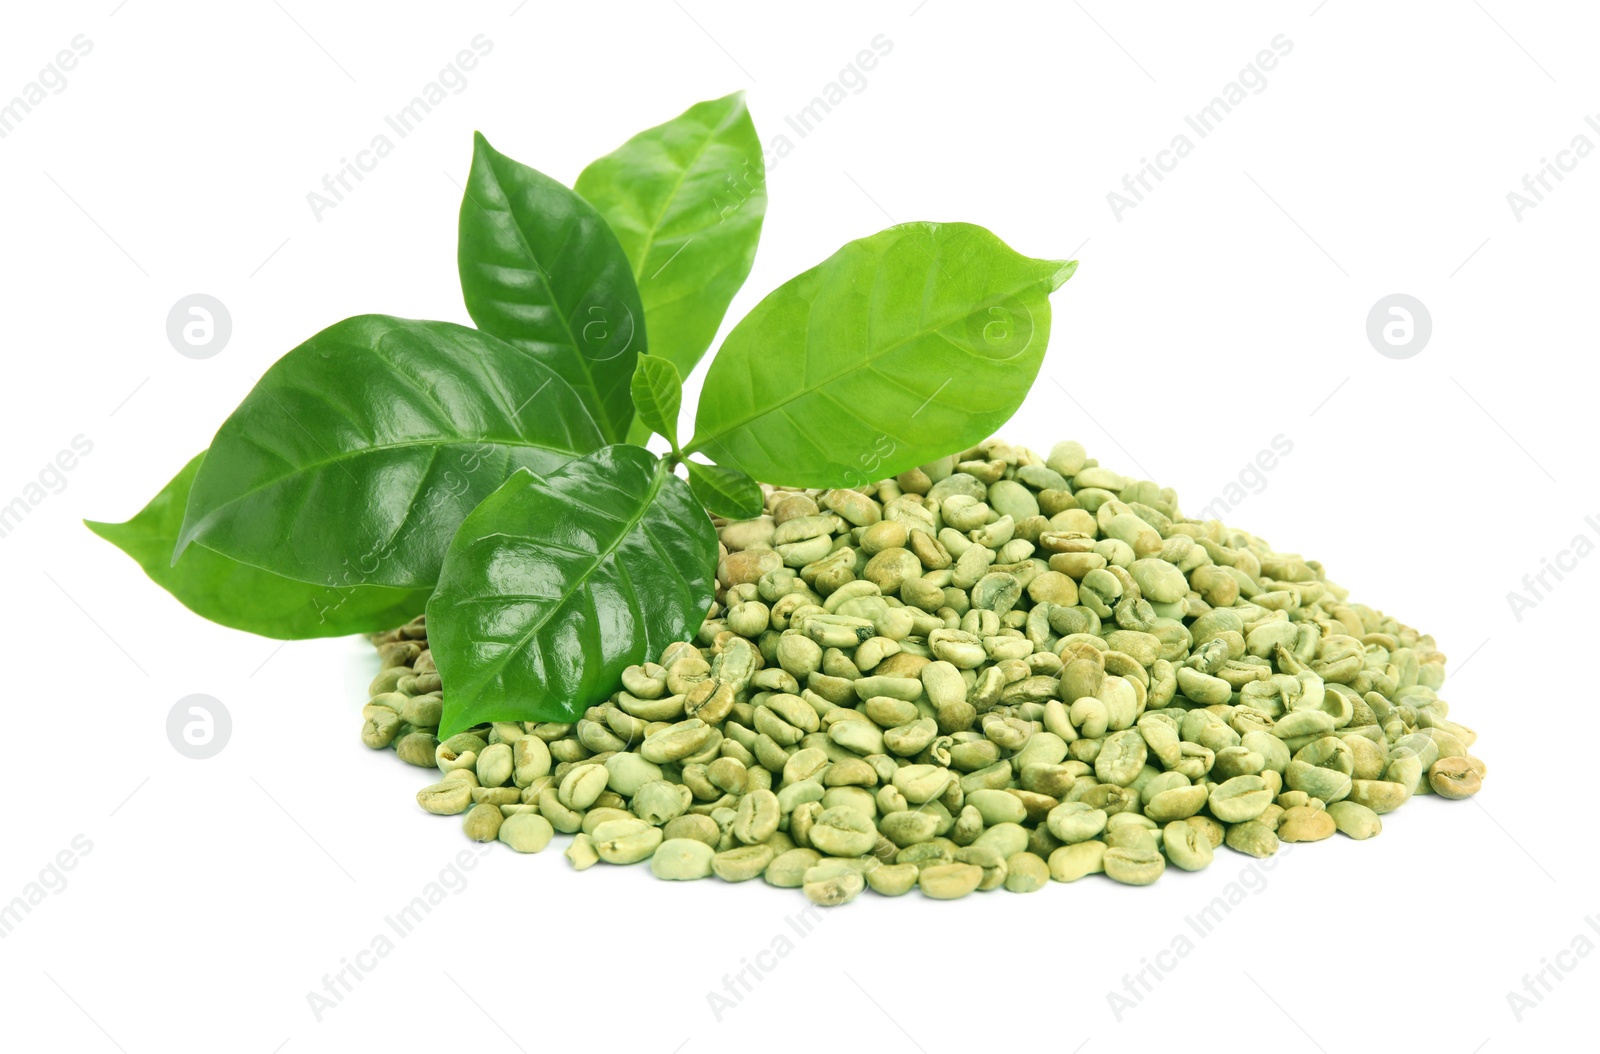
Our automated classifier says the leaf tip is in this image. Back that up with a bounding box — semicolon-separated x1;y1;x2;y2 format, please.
168;527;197;569
1047;259;1079;292
432;689;475;741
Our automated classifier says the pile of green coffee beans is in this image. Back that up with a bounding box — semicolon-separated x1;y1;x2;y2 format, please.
361;437;1486;905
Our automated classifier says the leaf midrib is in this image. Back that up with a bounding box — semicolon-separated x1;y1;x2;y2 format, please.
185;434;588;547
628;113;728;283
481;148;619;435
688;265;1052;452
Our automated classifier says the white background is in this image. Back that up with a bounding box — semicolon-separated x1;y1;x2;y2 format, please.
2;2;1594;1051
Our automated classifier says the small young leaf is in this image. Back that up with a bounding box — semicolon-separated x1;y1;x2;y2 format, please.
176;315;604;590
575;92;766;381
629;354;683;450
688;222;1074;489
685;461;763;520
459;132;645;443
88;454;430;638
427;444;717;736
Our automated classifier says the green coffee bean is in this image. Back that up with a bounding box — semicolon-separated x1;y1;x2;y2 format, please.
892;764;952;804
766;848;823;888
472;787;520;807
1326;800;1383;840
1047;801;1108;844
1284;759;1352;804
809;807;879;857
743;764;775;793
417;780;474;815
393;731;438;767
505;735;549;784
1048;841;1106;882
776;778;826;815
1346;779;1410;814
498;813;555;853
663;814;721;846
789;801;822;849
712;844;777;882
1208;775;1274;823
592;818;664;864
369;666;410;696
601;751;660;796
558;763;609;810
651;838;715;880
955;845;1009;890
1103;846;1165;885
1275;711;1336;740
1185;815;1226;848
781;748;828;786
919;862;983;900
361;705;403;748
1383;747;1425;790
863;861;918;896
855;676;923;702
633;780;692;825
822;785;877;819
1224;820;1280;858
641;719;713;763
435;739;479;774
1277;805;1337;842
1162;821;1214;871
803;859;866;905
537;788;584;834
1428;757;1483;799
883;717;939;757
733;789;781;844
966;788;1028;826
828;718;885;755
462;803;503;843
566;832;600;871
1106;823;1160;854
547;739;591;765
969;822;1026;859
1003;851;1050;892
1145;783;1208;823
894;842;951;870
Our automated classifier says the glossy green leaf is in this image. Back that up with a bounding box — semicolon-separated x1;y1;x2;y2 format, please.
630;354;684;450
176;315;605;590
459;132;644;443
689;222;1075;488
685;460;763;520
575;91;766;381
88;454;430;639
427;444;717;736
